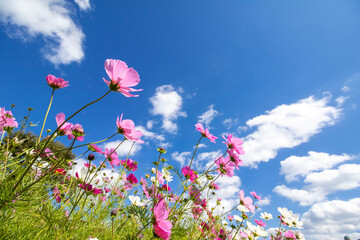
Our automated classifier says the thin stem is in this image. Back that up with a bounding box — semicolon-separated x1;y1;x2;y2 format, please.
38;89;54;145
186;135;203;179
12;89;111;193
2;134;10;180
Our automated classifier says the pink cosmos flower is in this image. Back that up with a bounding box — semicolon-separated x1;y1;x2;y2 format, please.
239;190;255;213
215;156;235;177
227;215;234;221
250;191;262;200
153;198;173;240
209;182;220;190
121;159;138;171
46;74;69;90
116;114;144;143
181;166;198;182
284;230;296;239
68;123;85;141
104;148;121;168
161;184;171;191
223;134;245;155
79;183;103;196
89;144;103;154
55;113;72;136
195;123;218;143
155;170;165;185
0;107;18;133
103;59;142;97
254;219;266;227
227;150;243;169
53;186;61;203
127;173;138;184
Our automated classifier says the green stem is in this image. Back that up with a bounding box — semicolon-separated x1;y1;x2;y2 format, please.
38;89;54;145
12;89;112;193
2;134;10;180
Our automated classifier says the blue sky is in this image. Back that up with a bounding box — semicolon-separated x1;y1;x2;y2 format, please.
1;0;360;239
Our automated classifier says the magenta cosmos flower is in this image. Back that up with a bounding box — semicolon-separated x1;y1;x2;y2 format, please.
153;198;173;240
181;166;198;182
103;59;142;97
223;134;245;155
116;114;144;143
195;123;218;143
215;156;235;177
104;148;121;168
46;74;69;90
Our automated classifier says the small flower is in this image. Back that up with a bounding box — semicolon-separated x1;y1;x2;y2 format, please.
223;134;245;155
250;191;262;200
129;195;145;207
116;114;144;143
239;190;255;213
195;123;217;143
46;74;69;89
181;166;198;182
260;212;273;220
120;159;138;171
215;156;235;177
254;219;266;227
103;59;142;97
127;173;138;184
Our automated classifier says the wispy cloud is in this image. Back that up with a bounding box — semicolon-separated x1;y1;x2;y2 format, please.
74;0;91;11
242;95;341;168
198;104;219;128
0;0;85;65
150;85;186;133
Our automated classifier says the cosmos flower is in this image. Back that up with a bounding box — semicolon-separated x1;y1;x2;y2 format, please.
195;123;217;143
46;74;69;90
103;59;142;97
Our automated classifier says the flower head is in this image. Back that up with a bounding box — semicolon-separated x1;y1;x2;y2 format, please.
223;134;245;155
116;114;144;143
195;123;217;143
46;74;69;90
153;198;172;240
181;166;198;182
103;59;142;97
215;156;235;177
0;107;18;133
238;190;255;213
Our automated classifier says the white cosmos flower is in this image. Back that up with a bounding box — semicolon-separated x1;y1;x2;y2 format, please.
237;204;250;212
246;222;268;238
129;195;145;207
162;168;173;182
233;214;242;222
260;212;273;220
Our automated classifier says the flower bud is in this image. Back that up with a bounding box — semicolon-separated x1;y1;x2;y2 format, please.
87;153;95;161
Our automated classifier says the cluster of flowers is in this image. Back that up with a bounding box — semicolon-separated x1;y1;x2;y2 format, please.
0;58;305;240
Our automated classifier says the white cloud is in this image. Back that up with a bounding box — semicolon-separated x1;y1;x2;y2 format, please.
280;151;356;182
342;85;350;92
257;196;271;207
146;120;154;129
74;0;91;11
302;198;360;240
273;185;326;206
242;95;341;168
102;140;142;157
0;0;85;65
171;151;191;166
150;85;186;133
275;163;360;206
304;164;360;193
336;96;349;107
198;104;219;128
223;118;239;130
196;143;207;149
